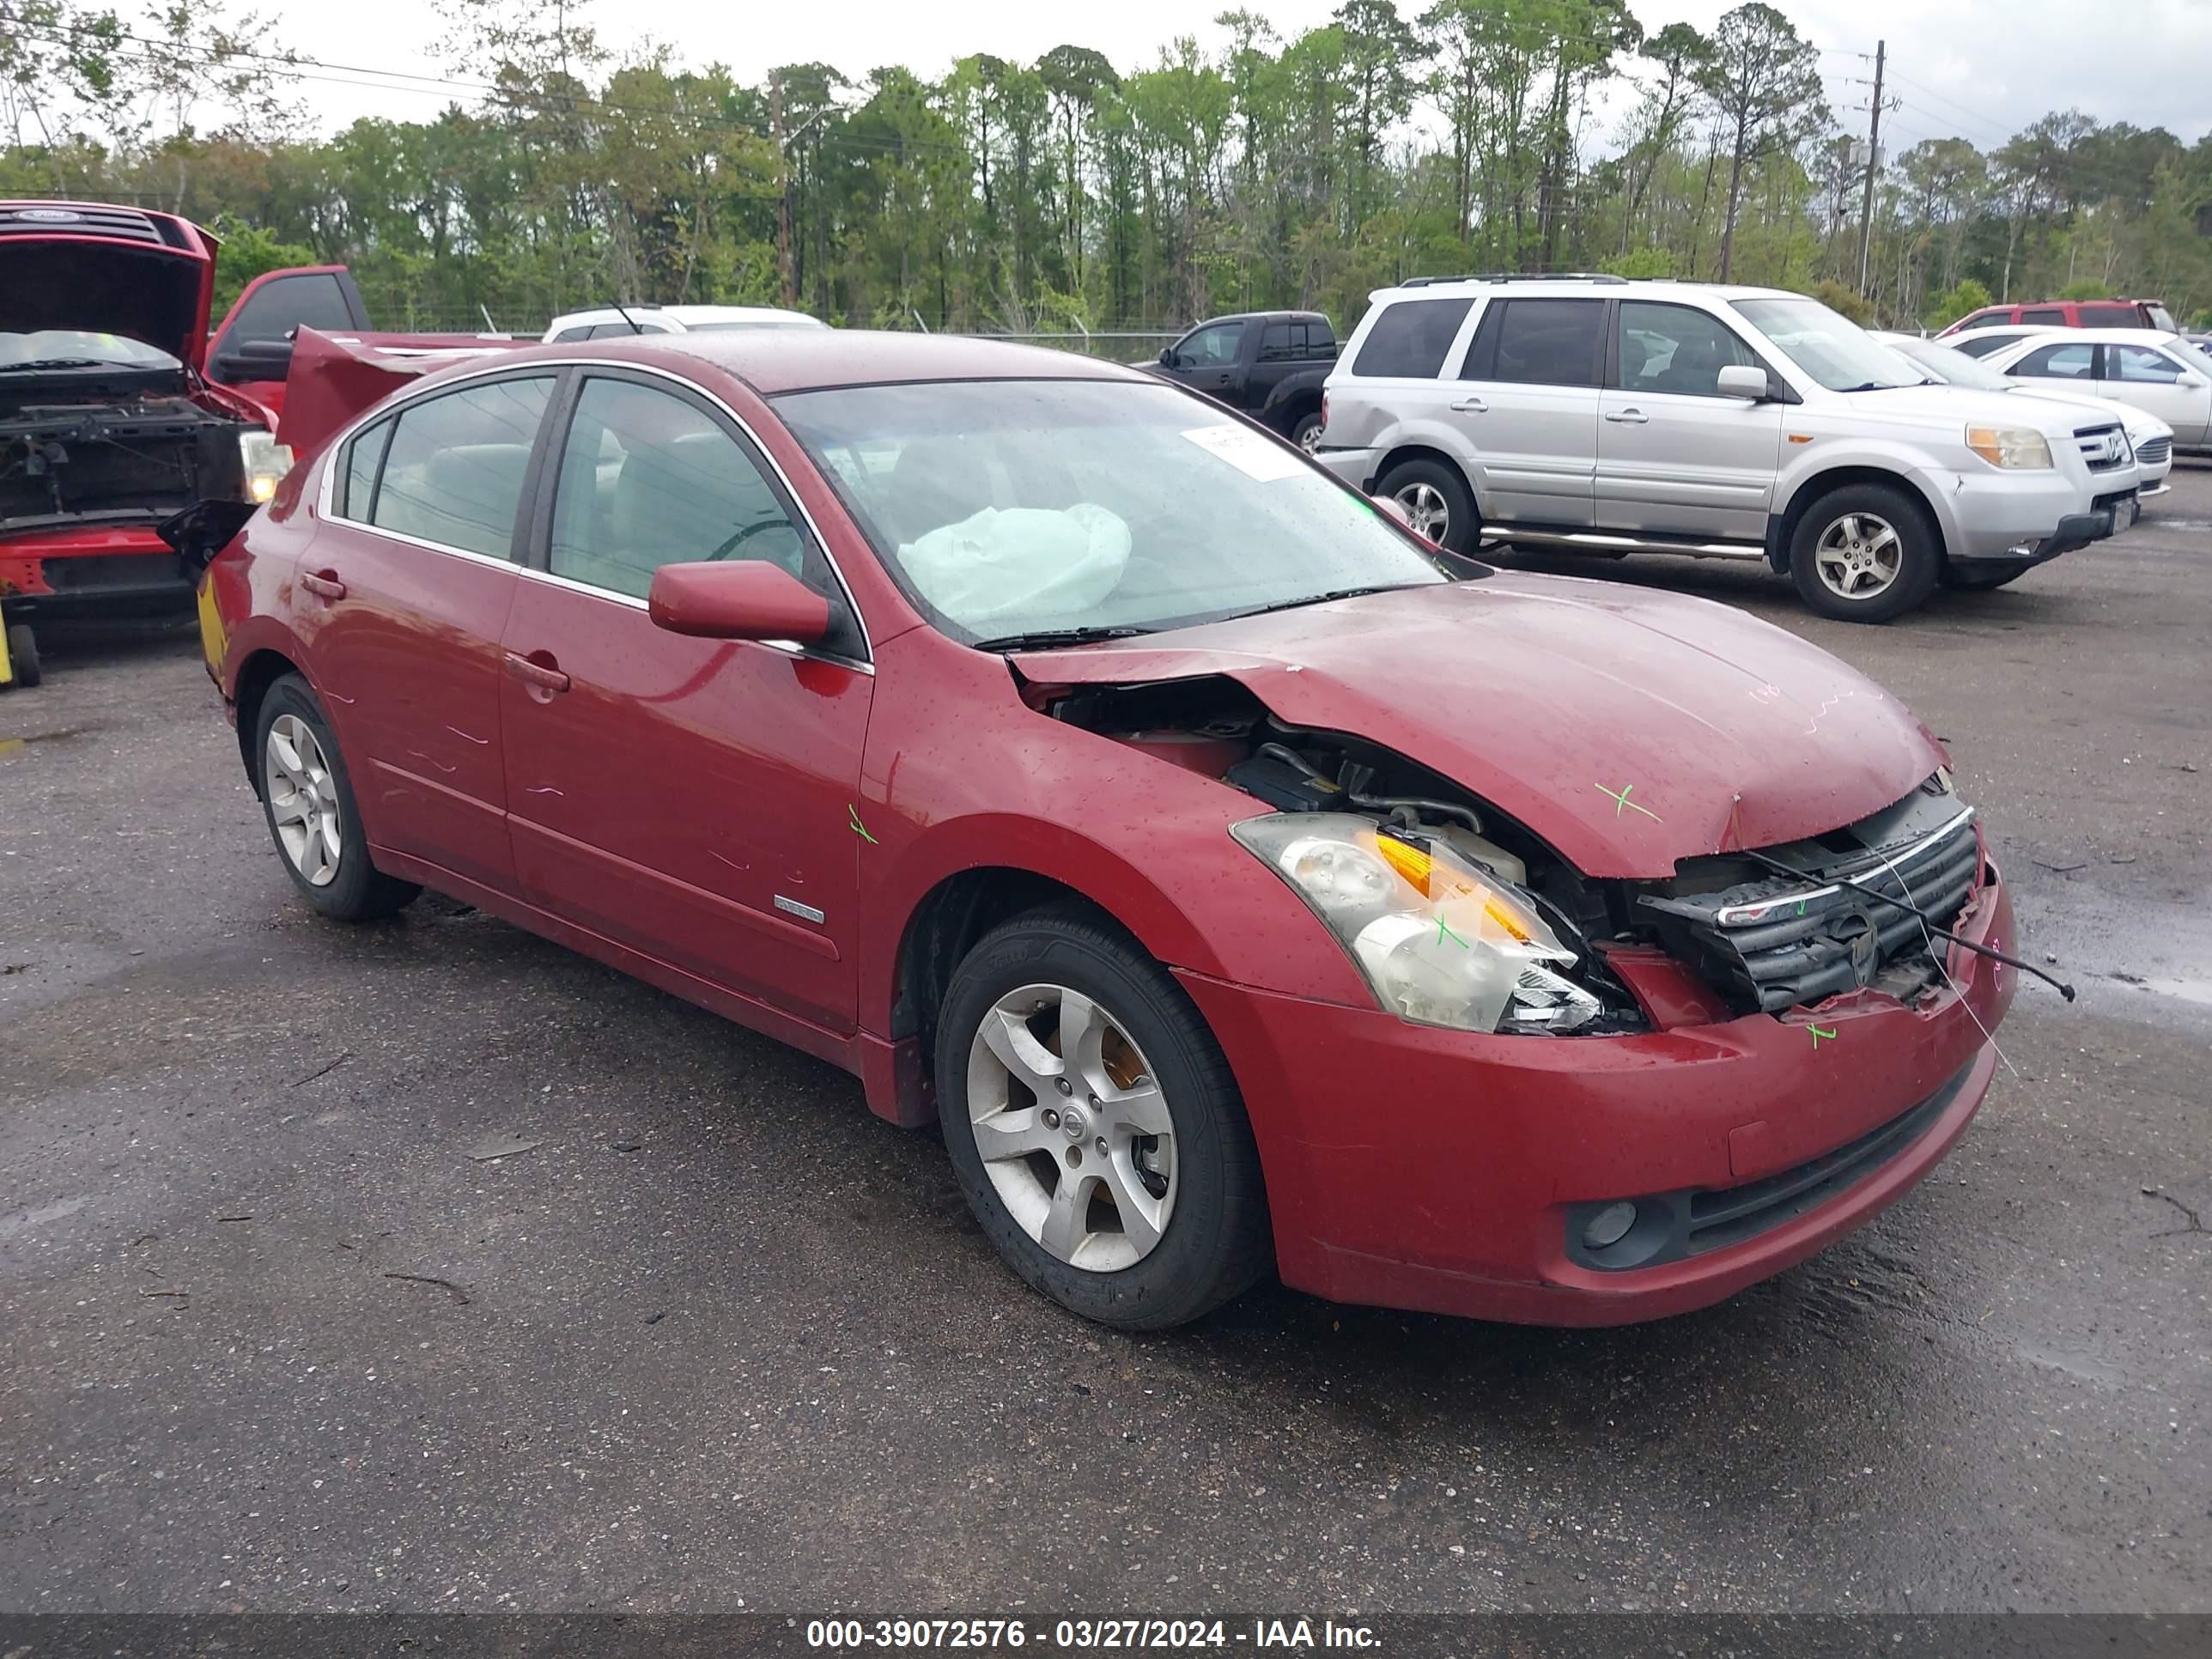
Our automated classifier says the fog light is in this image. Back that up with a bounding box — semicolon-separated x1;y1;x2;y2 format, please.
1583;1201;1637;1250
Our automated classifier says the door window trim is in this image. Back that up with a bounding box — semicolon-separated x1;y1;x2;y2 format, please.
315;355;875;670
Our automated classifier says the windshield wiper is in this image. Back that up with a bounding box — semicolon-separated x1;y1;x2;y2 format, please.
0;358;116;373
1237;583;1423;618
969;624;1152;653
1836;380;1918;393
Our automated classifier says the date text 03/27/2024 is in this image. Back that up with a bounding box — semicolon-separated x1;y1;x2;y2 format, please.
804;1619;1382;1649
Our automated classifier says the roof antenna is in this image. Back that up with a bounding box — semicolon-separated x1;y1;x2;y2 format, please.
610;301;646;336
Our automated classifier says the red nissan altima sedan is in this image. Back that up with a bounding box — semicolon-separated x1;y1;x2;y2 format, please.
197;330;2018;1330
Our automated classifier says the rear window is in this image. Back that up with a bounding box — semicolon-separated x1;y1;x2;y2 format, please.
367;375;555;557
2021;307;2066;325
1305;320;1337;358
2078;305;2137;328
2147;305;2179;332
1351;297;1473;379
1466;298;1604;386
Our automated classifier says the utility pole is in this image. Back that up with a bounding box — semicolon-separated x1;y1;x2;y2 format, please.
772;82;796;308
1856;40;1887;297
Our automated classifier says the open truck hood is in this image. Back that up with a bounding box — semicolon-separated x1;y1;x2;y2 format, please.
1016;574;1944;879
0;202;217;368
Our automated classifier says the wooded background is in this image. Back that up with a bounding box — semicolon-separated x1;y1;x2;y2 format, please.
3;0;2209;337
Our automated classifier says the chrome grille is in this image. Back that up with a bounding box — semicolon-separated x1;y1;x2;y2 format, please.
2075;422;2129;473
2137;435;2172;466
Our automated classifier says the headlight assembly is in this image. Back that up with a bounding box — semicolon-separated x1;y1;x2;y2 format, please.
1231;812;1606;1035
239;429;295;503
1964;424;2052;471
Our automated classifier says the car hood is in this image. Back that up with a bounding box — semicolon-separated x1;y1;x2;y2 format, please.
1838;382;2081;437
2006;386;2170;438
0;207;214;367
1017;574;1944;879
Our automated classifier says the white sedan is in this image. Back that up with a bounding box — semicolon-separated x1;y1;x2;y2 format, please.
541;303;826;343
1874;332;2175;508
1971;328;2210;453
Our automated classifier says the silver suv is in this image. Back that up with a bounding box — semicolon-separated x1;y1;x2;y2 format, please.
1316;276;2136;621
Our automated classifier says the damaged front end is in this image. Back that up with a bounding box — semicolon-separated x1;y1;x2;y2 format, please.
1036;672;1989;1036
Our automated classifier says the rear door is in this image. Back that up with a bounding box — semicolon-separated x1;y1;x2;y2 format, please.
2100;343;2212;444
304;369;558;891
498;368;873;1029
1452;296;1603;528
205;267;371;415
1594;300;1781;543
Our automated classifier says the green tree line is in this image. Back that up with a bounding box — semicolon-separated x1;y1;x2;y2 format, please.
3;0;2209;336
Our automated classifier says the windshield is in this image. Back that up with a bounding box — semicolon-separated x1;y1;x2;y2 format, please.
1891;337;2015;392
1732;298;1929;392
775;378;1448;645
0;330;179;370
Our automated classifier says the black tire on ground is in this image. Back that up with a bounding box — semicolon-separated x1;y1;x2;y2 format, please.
1373;456;1479;554
1787;483;1942;623
1947;568;2030;592
252;672;420;922
935;903;1273;1331
5;622;39;688
1288;410;1325;452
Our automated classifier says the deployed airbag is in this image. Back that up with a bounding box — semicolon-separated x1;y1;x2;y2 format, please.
898;502;1131;629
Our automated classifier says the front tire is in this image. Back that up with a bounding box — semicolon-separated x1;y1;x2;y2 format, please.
4;623;38;688
935;906;1271;1330
1374;457;1477;553
253;673;419;922
1788;483;1941;623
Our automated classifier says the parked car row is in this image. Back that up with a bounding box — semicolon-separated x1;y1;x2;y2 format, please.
1310;274;2142;622
1942;325;2210;453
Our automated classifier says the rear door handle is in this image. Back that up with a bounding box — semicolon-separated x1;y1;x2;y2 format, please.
1449;396;1488;413
1604;409;1650;424
300;569;346;600
504;651;570;696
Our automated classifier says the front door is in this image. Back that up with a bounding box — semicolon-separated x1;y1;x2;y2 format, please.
1158;320;1243;398
2100;343;2212;446
1595;300;1782;543
1451;296;1602;528
498;369;874;1030
302;370;557;891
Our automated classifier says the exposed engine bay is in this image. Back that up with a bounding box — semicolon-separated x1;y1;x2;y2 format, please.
1040;673;1984;1034
2;364;252;535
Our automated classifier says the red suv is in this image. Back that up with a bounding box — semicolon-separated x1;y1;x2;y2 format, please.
197;329;2024;1331
1940;297;2177;337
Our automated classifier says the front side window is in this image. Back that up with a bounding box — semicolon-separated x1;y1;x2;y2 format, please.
2111;344;2186;383
1617;302;1761;396
368;375;554;556
222;272;356;347
2014;342;2097;380
1955;308;2011;331
548;376;810;601
1352;297;1473;379
1731;297;1923;392
775;378;1449;646
1176;323;1241;367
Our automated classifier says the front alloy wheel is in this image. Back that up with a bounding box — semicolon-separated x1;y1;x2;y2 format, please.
1812;512;1905;603
1787;482;1940;623
967;983;1177;1272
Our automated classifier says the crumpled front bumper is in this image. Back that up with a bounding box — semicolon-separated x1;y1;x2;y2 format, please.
1176;871;2018;1326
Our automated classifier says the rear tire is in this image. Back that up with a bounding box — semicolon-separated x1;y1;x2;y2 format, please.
1374;457;1477;554
4;623;38;688
1288;410;1325;453
252;673;420;923
1788;483;1941;623
935;904;1272;1330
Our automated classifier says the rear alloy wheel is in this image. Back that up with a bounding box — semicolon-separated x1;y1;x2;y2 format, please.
936;907;1270;1330
254;674;420;922
1789;483;1940;623
1374;457;1476;553
1290;410;1326;453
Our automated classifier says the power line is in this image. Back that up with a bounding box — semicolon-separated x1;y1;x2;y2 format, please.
1886;70;2020;144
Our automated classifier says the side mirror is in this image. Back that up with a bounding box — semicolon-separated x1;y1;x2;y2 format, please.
647;561;830;645
1159;347;1176;367
1716;364;1771;401
2176;373;2206;391
1370;495;1413;528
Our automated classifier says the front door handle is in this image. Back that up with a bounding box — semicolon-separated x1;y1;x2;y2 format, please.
300;569;346;600
504;650;571;696
1450;396;1488;413
1604;408;1650;424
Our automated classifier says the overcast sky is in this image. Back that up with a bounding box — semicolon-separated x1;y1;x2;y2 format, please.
264;0;2212;149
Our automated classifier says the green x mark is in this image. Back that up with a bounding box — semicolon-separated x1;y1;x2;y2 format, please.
1435;914;1469;950
1808;1024;1838;1048
848;803;878;845
1595;781;1662;823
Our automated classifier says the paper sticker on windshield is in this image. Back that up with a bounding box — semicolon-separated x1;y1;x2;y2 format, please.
1181;423;1306;483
